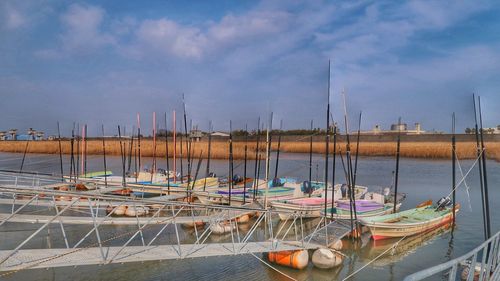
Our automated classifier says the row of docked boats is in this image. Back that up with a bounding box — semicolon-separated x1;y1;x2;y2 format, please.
63;168;459;242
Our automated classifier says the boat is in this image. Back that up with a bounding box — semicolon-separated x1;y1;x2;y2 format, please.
270;184;369;220
360;198;460;240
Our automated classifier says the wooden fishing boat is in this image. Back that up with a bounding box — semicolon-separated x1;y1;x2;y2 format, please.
360;203;460;240
270;185;369;220
322;202;401;220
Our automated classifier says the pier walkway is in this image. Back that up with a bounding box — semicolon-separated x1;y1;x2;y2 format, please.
0;174;355;273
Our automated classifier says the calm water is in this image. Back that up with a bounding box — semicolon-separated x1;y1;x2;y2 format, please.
0;151;498;281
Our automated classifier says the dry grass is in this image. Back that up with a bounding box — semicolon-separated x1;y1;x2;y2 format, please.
0;140;498;161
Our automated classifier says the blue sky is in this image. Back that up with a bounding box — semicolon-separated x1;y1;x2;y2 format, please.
1;0;499;135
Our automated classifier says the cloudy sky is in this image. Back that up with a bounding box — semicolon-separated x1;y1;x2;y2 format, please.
1;0;499;135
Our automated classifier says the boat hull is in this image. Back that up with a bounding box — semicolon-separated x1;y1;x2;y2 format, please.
363;206;459;240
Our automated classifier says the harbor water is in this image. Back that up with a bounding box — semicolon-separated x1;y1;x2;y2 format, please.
0;151;498;281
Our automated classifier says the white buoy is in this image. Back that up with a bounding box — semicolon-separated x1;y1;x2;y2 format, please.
312;248;343;269
329;240;343;251
237;214;250;223
210;223;235;234
114;205;127;216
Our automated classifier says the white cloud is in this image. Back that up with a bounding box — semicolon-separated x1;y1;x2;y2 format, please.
136;19;207;59
2;4;26;29
35;4;115;58
59;4;115;53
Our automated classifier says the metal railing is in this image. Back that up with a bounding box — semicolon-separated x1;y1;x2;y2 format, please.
404;230;500;281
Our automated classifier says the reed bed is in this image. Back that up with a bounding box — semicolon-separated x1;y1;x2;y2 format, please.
0;140;499;161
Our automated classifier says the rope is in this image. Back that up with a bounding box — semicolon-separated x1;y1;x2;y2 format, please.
248;251;298;281
341;235;407;281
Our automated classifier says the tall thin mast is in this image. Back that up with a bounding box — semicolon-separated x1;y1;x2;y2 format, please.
151;112;157;183
57;122;64;182
228;121;233;205
204;121;212;191
274;120;283;179
173;110;177;183
182;95;190;185
308;120;314;195
243;124;248;204
393;118;401;213
476;96;491;239
473;95;486;240
264;113;273;209
137;113;141;173
253;117;261;200
102;125;108;188
324;60;331;220
451;113;456;225
165;113;170;195
331;123;337;217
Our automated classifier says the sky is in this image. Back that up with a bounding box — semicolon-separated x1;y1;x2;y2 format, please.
1;0;499;136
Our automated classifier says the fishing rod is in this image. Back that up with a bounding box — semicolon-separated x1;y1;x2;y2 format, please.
243;123;248;204
102;125;108;188
164;113;171;195
324;60;331;223
57;122;64;182
274;120;283;179
331;123;337;218
203;121;212;192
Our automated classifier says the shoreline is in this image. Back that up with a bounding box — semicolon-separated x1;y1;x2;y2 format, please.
0;140;498;161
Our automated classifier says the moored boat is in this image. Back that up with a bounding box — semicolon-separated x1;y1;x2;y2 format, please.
360;199;460;240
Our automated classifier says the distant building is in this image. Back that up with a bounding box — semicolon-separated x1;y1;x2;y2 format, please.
211;131;230;138
0;132;6;140
465;125;500;134
390;123;407;132
190;129;204;142
361;122;425;135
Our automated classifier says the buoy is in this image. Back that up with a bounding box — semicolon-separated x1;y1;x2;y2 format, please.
267;250;309;270
105;205;114;215
329;240;343;251
128;206;149;216
460;263;481;280
210;222;235;234
183;221;205;228
114;205;127;216
236;214;250;223
75;184;87;191
312;248;343;269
